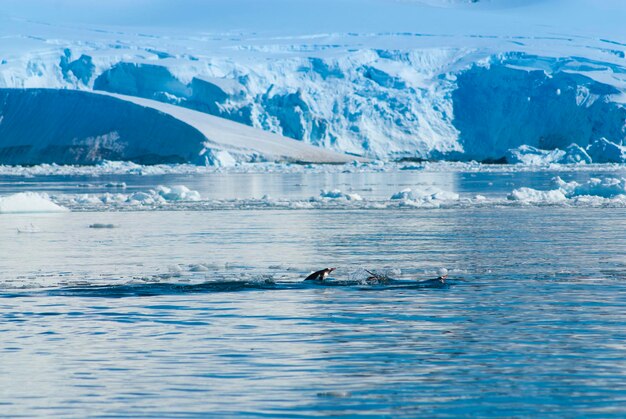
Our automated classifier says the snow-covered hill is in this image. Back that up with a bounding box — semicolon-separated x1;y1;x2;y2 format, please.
0;88;359;165
0;0;624;164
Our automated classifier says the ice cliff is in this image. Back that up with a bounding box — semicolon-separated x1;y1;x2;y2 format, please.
0;0;624;164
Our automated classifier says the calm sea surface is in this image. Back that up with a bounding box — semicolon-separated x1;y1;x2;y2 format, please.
1;170;626;417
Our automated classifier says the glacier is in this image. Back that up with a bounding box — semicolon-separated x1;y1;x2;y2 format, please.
0;88;360;165
0;0;625;164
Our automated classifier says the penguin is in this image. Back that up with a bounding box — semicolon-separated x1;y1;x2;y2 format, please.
304;267;336;281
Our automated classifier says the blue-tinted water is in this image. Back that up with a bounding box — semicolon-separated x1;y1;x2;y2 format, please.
1;170;626;417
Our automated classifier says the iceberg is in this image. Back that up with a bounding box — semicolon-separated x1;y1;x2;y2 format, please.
509;176;626;204
506;145;564;165
586;138;626;164
506;144;592;165
558;144;592;165
0;192;68;213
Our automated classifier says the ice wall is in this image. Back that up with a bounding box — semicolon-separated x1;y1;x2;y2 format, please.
2;0;626;164
89;52;626;162
452;61;626;161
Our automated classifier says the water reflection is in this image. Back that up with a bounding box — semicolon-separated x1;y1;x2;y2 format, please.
1;172;626;416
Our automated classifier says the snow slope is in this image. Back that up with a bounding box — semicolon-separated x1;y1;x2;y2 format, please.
0;0;624;164
0;88;360;165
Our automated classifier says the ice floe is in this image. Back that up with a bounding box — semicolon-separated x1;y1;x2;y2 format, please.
6;174;626;213
319;189;363;201
0;192;69;214
506;144;593;165
509;176;626;205
0;159;624;179
56;185;202;208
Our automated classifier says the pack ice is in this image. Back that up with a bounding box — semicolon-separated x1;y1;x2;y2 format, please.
0;0;624;165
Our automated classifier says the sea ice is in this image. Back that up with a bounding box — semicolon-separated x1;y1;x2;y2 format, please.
319;189;363;201
390;186;460;202
509;176;626;204
156;185;202;202
506;144;592;165
0;192;68;214
507;187;568;204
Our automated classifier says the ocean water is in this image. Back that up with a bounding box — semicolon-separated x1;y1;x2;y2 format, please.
1;169;626;417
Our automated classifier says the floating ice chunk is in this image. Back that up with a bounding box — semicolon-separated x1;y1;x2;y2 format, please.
557;144;592;164
506;145;564;165
390;186;459;202
320;189;344;199
586;138;626;163
390;188;413;200
569;177;626;198
319;189;363;201
510;176;626;204
507;187;568;203
156;185;202;201
507;144;593;165
204;149;237;167
552;176;579;195
128;191;164;205
0;192;68;213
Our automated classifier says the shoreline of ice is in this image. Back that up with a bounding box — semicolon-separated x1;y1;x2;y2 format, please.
34;177;626;211
0;160;625;177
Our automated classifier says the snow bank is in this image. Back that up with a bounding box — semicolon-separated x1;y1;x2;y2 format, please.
0;192;68;213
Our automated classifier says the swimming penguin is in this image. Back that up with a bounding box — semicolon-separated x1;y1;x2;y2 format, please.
304;267;336;281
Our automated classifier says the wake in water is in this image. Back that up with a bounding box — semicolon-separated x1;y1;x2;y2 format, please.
42;278;452;298
10;267;453;298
